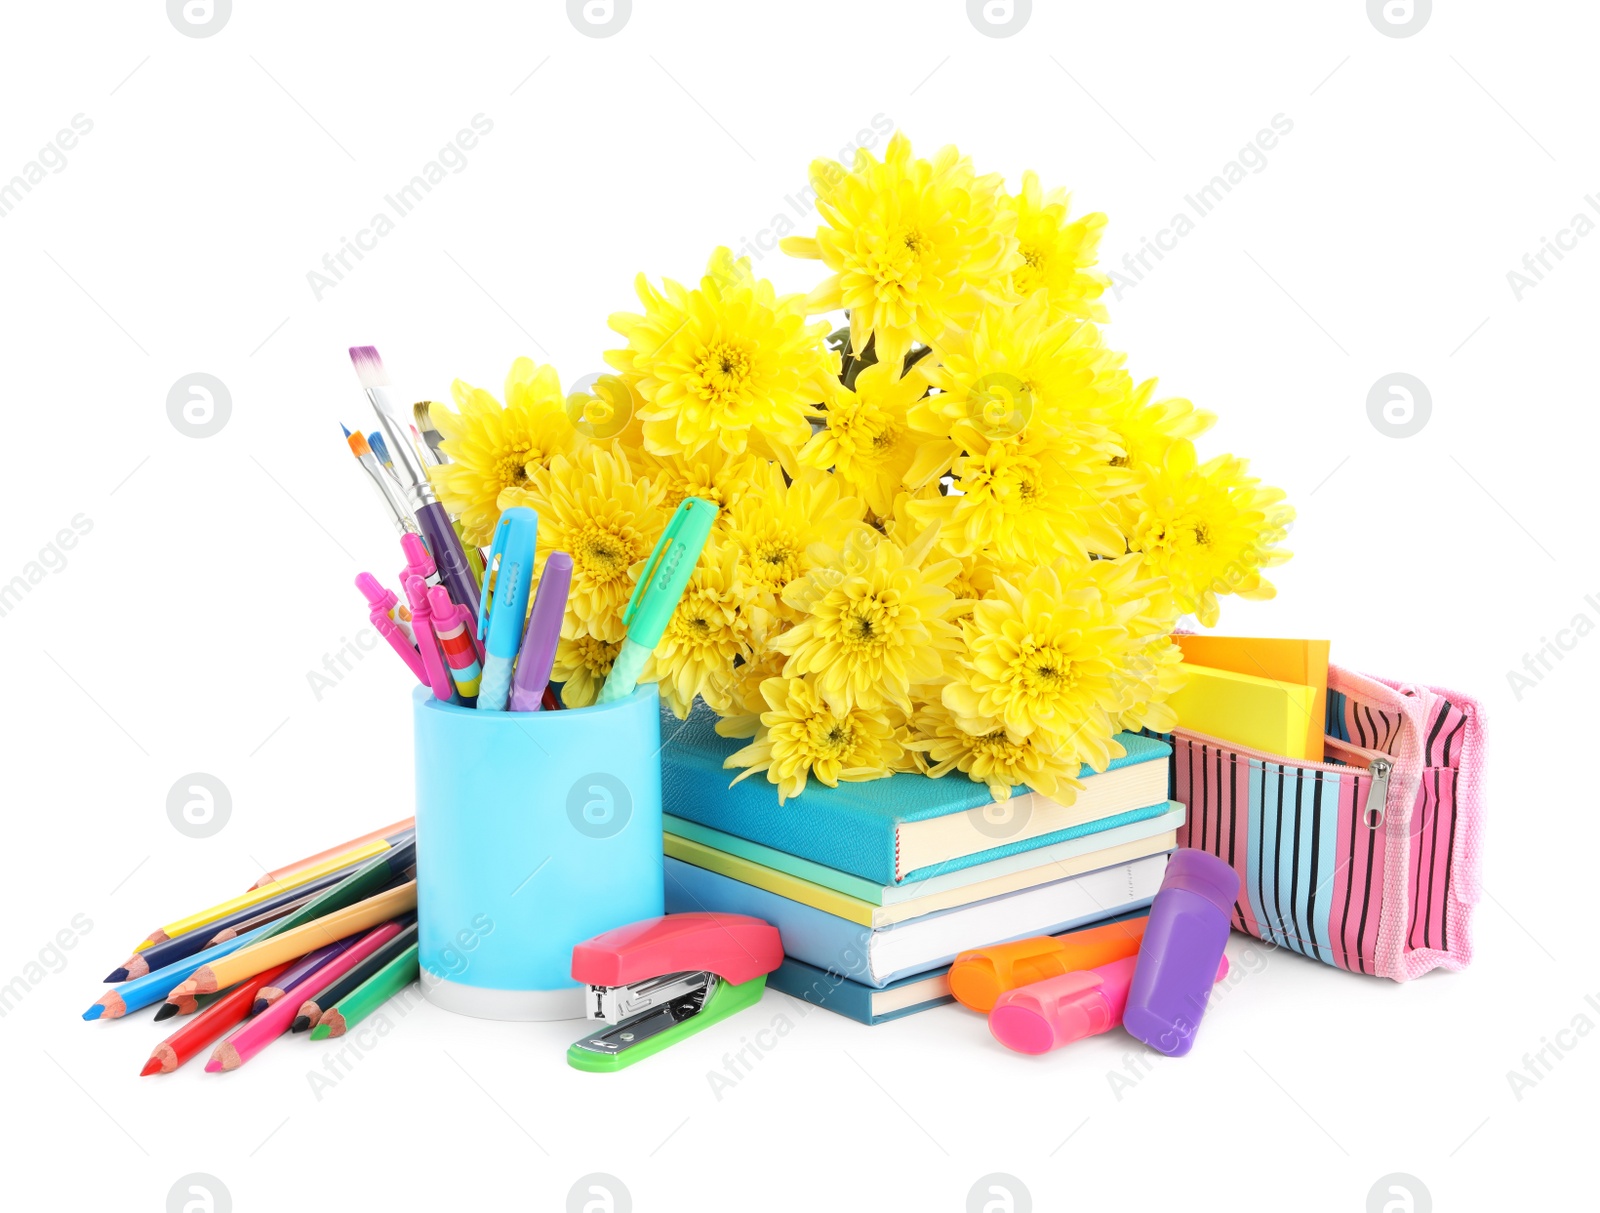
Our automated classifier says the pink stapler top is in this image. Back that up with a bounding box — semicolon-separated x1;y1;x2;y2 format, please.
571;913;782;987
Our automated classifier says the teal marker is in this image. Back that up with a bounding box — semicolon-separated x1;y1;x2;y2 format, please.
596;497;718;704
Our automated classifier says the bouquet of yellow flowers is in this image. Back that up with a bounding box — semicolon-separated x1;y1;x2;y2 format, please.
426;132;1293;806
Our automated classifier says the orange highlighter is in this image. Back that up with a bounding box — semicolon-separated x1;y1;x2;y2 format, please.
949;917;1149;1013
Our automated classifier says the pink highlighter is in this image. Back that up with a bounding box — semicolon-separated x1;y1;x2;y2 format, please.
989;953;1229;1055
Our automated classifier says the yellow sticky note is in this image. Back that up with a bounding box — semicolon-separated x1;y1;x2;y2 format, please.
1168;662;1318;761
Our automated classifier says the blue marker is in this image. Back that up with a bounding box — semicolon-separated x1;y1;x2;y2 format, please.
475;507;539;711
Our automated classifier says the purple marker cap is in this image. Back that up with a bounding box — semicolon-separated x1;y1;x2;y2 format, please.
508;552;572;712
1122;848;1240;1058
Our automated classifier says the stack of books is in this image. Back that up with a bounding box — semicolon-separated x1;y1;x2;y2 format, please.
659;706;1184;1024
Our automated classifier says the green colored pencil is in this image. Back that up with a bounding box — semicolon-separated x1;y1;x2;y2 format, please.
308;942;419;1040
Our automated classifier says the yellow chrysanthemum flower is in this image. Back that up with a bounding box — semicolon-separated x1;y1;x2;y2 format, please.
1082;553;1187;735
552;634;622;709
906;292;1121;478
427;358;578;546
943;559;1140;773
781;132;1020;367
799;360;928;516
1002;170;1112;323
635;445;763;528
712;643;791;741
883;488;1015;616
908;701;1085;804
726;464;863;618
774;524;964;714
604;247;834;462
724;675;907;805
906;421;1125;564
643;540;756;719
1103;374;1215;478
1125;439;1294;628
499;447;667;642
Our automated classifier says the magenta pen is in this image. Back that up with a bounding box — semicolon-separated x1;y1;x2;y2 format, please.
989;953;1229;1055
403;574;456;702
1122;848;1242;1057
355;573;425;684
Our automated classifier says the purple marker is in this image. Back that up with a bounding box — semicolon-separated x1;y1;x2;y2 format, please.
509;552;572;712
1122;849;1240;1057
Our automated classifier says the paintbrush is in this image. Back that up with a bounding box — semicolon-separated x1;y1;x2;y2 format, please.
344;426;418;537
348;346;482;621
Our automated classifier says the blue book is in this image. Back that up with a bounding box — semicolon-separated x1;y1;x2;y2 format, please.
662;703;1172;886
766;956;957;1025
664;851;1169;988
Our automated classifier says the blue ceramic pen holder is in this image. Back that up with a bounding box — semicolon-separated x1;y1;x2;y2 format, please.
412;683;664;1020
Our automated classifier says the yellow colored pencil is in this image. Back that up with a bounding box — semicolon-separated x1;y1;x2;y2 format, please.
168;881;417;997
134;839;394;951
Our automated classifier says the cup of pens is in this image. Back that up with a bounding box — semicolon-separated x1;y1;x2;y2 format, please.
412;681;665;1020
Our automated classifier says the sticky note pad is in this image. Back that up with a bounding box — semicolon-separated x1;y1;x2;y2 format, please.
1174;636;1329;762
1167;662;1319;761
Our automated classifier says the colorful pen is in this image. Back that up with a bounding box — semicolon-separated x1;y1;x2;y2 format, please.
475;508;538;711
356;573;425;683
596;497;718;704
349;345;482;625
400;532;478;659
403;574;456;702
428;585;483;702
508;551;571;712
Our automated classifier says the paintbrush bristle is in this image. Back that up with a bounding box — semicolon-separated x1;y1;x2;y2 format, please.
367;431;393;467
347;430;374;458
348;345;390;388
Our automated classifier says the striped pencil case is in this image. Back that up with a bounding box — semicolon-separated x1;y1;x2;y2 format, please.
1155;665;1485;982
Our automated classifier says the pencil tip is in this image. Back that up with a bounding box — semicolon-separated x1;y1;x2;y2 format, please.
81;1004;104;1021
290;1016;310;1033
203;1059;223;1073
103;969;127;983
139;1057;164;1076
249;999;268;1016
153;1003;178;1022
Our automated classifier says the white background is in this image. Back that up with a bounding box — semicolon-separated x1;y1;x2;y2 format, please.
1;2;1593;1210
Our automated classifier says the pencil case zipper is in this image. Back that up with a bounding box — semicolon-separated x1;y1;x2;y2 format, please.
1168;727;1394;830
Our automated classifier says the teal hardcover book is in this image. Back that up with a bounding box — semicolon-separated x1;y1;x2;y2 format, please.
661;702;1172;886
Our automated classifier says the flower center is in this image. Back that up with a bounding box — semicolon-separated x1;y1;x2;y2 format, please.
496;443;534;486
1020;244;1044;269
807;715;856;758
835;592;895;654
573;635;620;673
694;340;753;404
749;537;800;589
575;524;638;583
1017;642;1074;693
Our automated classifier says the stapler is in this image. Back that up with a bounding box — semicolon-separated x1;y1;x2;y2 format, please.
566;913;783;1072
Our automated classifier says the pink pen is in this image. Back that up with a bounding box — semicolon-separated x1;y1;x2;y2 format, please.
403;573;456;702
989;953;1230;1056
356;573;426;683
400;533;481;661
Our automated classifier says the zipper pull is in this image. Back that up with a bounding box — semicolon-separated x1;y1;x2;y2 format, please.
1362;758;1392;829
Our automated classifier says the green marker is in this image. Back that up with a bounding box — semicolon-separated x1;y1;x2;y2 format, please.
595;496;719;704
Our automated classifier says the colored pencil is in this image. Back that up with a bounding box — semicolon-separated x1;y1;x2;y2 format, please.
103;874;342;982
205;887;323;944
141;962;293;1075
207;922;404;1071
310;942;420;1040
156;988;225;1021
170;881;417;998
133;836;396;951
151;842;415;1018
84;922;276;1020
247;818;415;889
251;937;356;1014
293;917;418;1032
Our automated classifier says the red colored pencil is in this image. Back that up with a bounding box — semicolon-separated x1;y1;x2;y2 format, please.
206;921;403;1072
140;962;293;1076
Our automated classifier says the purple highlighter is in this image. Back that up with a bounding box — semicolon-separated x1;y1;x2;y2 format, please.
508;552;571;712
1123;848;1240;1057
